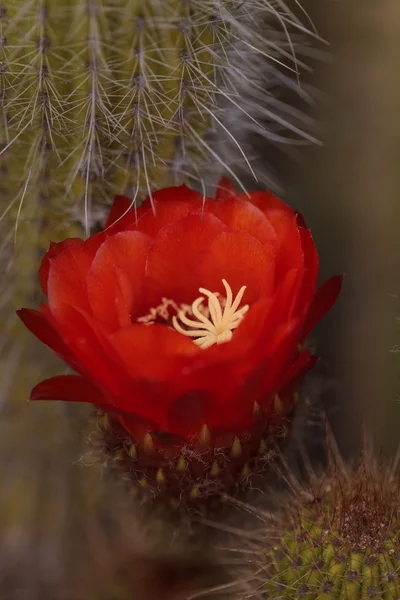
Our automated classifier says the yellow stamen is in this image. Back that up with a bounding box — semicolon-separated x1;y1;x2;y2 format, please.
172;279;249;349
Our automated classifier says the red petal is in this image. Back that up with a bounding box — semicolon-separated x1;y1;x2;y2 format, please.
145;184;204;206
108;324;200;379
16;308;71;357
105;195;139;232
30;375;107;405
118;413;161;440
132;197;201;238
301;274;343;341
199;230;276;304
47;304;123;397
244;189;292;217
297;226;319;311
245;190;304;274
232;269;301;351
113;268;135;329
280;350;318;391
86;231;151;330
104;186;203;237
250;319;303;405
145;212;227;305
46;233;105;314
39;238;83;296
167;391;215;438
205;197;277;246
215;177;237;200
116;379;175;429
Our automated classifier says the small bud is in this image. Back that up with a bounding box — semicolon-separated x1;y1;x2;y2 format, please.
197;424;211;447
127;444;137;460
259;438;267;454
210;461;220;477
143;433;154;455
241;463;250;478
230;437;242;458
176;456;187;472
273;394;282;413
156;468;166;485
190;486;201;499
139;476;148;489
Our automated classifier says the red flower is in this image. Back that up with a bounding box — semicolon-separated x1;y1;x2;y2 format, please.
18;178;342;504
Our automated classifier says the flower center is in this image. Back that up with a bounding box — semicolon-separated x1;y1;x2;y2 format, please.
172;279;249;349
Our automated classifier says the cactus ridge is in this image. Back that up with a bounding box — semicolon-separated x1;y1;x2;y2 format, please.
1;0;314;233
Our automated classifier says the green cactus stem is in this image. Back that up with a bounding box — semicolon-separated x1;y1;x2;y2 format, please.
0;0;315;312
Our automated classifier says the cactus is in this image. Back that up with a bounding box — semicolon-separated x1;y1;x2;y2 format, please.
0;0;316;309
221;440;400;599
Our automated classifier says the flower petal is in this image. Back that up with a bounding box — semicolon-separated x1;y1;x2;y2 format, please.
145;212;227;305
232;269;301;350
199;230;276;304
245;190;304;273
133;188;204;238
104;195;141;233
39;238;84;296
87;231;151;330
108;324;200;379
16;307;71;358
297;226;319;311
118;413;161;440
47;304;124;398
30;374;107;406
301;274;343;341
146;184;204;206
46;233;105;313
167;390;215;438
215;176;237;200
280;350;318;391
106;186;205;236
249;319;303;406
205;197;278;246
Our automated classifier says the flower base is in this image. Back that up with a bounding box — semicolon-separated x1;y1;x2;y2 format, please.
97;393;297;513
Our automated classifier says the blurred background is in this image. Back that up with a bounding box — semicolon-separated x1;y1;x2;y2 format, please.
1;0;400;597
288;0;400;460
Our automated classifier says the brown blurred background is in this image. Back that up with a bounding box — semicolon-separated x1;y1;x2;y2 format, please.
286;0;400;459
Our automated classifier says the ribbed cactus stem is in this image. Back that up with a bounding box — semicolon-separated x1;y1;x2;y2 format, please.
0;1;315;322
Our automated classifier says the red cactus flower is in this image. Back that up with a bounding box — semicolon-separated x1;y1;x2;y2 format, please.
17;178;342;507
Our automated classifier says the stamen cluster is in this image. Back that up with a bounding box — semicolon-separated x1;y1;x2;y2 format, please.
172;279;249;349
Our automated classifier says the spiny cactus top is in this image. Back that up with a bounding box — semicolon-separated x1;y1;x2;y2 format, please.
17;179;342;509
227;446;400;600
